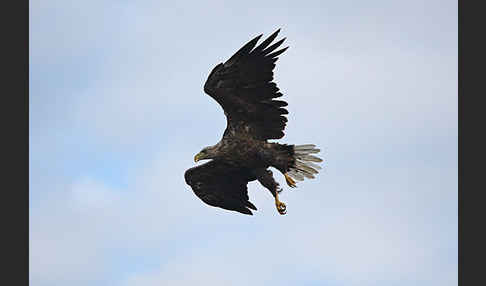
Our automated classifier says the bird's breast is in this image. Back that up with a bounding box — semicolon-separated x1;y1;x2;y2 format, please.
219;138;266;167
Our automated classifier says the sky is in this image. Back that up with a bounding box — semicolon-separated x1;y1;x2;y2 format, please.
29;0;457;285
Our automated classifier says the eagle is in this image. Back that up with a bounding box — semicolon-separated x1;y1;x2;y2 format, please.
184;29;322;215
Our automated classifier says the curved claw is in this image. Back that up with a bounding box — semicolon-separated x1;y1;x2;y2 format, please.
276;201;287;215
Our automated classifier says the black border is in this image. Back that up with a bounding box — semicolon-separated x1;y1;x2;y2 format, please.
3;0;29;285
459;0;475;285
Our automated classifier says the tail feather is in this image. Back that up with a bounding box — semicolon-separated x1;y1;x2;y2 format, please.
295;161;318;174
287;170;305;181
288;144;323;183
293;144;316;150
305;161;322;170
295;154;323;162
295;149;320;154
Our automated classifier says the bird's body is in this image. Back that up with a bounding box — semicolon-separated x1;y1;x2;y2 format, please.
205;136;291;171
184;29;322;215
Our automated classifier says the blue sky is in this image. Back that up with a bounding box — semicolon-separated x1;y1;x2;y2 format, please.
30;0;457;285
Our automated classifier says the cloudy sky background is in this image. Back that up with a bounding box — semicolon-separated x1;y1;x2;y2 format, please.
30;0;457;285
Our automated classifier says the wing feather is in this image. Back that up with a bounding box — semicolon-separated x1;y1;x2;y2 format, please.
184;161;257;215
203;29;290;140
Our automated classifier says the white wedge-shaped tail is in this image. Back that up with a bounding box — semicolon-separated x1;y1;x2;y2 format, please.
289;144;323;182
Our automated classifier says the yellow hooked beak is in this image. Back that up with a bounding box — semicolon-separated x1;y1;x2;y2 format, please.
194;152;203;162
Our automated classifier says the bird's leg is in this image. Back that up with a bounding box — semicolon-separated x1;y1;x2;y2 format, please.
274;188;287;215
284;173;297;188
253;168;287;215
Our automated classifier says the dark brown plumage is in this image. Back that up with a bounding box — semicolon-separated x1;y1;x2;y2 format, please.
184;29;322;215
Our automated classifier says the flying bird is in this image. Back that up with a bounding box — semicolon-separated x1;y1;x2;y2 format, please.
184;29;322;215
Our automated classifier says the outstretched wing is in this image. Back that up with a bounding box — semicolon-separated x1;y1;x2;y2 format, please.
204;29;289;140
184;160;257;215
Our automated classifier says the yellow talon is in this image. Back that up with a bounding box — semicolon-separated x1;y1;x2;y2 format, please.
284;173;297;188
275;191;287;215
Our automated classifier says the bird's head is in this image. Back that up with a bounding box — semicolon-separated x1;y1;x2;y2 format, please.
194;146;218;162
